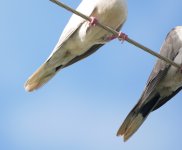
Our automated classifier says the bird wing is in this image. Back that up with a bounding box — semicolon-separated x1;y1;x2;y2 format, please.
152;86;182;111
117;27;182;141
63;23;124;68
24;1;98;91
153;27;182;110
139;27;181;106
48;0;97;58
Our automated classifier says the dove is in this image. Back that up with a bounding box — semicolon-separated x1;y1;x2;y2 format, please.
24;0;128;92
117;26;182;141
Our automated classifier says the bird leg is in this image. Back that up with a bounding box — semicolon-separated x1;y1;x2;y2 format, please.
180;65;182;73
89;16;98;27
105;35;118;41
118;32;128;42
177;65;182;73
88;17;128;42
106;32;128;42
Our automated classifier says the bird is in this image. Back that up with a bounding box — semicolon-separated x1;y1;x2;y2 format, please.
24;0;128;92
117;26;182;141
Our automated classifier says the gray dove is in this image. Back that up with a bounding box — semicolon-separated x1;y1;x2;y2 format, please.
25;0;128;91
117;26;182;141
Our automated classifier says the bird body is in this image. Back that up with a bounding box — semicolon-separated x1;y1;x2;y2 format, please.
25;0;127;91
117;26;182;141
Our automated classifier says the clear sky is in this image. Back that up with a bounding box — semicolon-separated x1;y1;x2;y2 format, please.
0;0;182;150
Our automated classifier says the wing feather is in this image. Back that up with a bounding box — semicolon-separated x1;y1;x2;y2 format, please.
63;23;124;68
48;1;97;58
139;27;181;105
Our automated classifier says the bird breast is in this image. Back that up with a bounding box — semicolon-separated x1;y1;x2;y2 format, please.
96;0;127;27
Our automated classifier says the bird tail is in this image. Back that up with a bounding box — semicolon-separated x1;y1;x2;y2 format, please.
117;94;160;141
24;62;62;92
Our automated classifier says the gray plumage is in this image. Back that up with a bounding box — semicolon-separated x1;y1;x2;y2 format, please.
117;26;182;141
24;0;127;91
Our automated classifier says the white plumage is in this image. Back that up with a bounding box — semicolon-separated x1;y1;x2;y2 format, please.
25;0;128;91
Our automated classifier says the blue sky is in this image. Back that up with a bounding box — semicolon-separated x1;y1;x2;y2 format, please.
0;0;182;149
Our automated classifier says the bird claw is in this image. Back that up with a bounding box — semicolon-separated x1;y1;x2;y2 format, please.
105;32;128;42
118;32;128;42
89;16;98;27
105;35;117;41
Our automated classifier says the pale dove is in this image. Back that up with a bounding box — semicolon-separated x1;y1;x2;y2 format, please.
25;0;128;91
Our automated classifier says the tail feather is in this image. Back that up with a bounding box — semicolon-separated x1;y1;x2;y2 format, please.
117;106;138;136
117;111;144;141
117;94;160;141
24;63;60;92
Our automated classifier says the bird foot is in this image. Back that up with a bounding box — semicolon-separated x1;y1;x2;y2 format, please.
105;35;118;41
118;32;128;42
105;32;128;42
89;16;98;27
